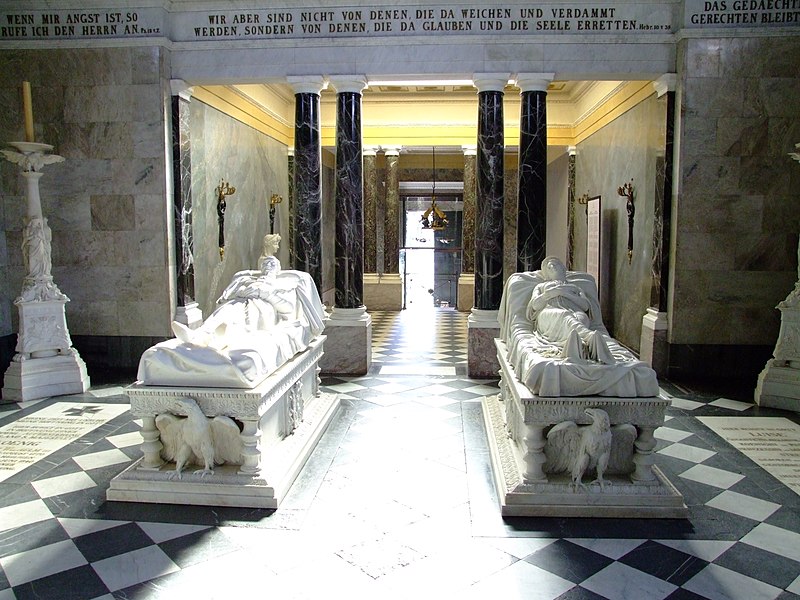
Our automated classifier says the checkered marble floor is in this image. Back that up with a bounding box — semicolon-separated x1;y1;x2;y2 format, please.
1;308;799;600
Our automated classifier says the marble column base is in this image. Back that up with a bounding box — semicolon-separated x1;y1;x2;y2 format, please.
639;308;669;376
457;273;475;312
468;308;500;378
363;273;402;311
755;360;800;413
319;306;372;376
2;349;90;402
174;301;204;329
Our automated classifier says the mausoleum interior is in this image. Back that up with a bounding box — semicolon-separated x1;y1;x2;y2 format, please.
1;1;800;598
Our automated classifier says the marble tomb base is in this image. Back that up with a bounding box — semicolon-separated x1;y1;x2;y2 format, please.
482;339;687;518
108;336;339;508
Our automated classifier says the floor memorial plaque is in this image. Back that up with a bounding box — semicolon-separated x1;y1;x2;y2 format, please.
0;402;129;482
698;416;800;494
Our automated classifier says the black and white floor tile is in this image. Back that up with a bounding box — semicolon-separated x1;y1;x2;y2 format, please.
1;308;799;599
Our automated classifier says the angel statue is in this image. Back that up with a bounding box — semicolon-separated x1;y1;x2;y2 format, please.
155;397;243;478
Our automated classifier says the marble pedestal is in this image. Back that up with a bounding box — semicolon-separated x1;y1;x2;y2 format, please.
173;301;203;330
756;288;800;413
467;308;500;378
108;336;340;508
2;299;90;402
639;308;669;376
483;339;686;518
457;274;475;312
363;273;402;310
756;362;800;412
319;306;372;375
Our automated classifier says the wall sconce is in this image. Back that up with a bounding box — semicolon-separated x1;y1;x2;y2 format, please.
617;179;635;264
576;192;590;205
270;193;283;234
216;179;236;260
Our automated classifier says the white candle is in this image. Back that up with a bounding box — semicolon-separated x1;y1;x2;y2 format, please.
22;81;34;143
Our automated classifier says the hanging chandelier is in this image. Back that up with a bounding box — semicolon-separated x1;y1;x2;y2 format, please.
420;146;448;231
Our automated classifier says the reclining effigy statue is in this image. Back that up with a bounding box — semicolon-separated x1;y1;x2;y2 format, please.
137;234;325;388
499;257;658;397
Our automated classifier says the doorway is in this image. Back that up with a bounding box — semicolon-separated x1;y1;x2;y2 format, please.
401;193;463;310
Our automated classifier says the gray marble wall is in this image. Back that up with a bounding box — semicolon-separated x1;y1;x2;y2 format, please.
573;93;665;352
0;47;172;340
670;35;800;348
190;101;289;317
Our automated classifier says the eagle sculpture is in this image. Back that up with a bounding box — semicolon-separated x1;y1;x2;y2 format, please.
545;407;637;491
155;397;243;478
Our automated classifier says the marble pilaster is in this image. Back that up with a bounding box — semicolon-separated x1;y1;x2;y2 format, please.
469;74;508;378
640;75;675;376
383;147;400;275
458;146;477;311
169;80;202;328
287;149;294;266
363;146;378;274
515;74;553;273
288;76;325;297
651;75;675;313
566;146;577;270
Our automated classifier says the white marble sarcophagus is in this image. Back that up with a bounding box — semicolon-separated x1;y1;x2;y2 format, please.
482;259;686;518
108;260;339;509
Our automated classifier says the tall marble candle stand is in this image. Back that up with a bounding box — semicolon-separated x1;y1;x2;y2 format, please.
1;142;90;402
755;145;800;413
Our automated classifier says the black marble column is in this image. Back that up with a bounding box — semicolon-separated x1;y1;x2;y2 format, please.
288;77;324;295
516;76;551;273
170;82;195;308
383;147;400;274
363;147;378;274
474;76;507;311
332;78;367;309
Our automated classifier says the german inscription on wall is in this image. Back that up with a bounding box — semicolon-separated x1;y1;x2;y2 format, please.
0;2;795;42
684;0;800;26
